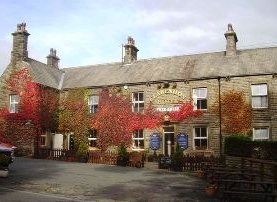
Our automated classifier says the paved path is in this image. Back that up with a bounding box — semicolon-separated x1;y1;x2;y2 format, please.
0;158;218;201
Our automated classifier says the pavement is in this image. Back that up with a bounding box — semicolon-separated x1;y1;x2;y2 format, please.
0;157;219;202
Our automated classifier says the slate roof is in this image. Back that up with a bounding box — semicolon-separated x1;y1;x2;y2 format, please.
61;47;277;89
26;58;64;89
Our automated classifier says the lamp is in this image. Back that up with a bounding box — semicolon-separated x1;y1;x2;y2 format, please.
164;113;170;122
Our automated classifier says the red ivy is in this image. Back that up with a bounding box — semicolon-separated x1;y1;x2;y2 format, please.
92;89;203;150
0;68;59;146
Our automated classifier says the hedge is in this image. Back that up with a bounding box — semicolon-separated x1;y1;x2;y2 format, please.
224;135;277;161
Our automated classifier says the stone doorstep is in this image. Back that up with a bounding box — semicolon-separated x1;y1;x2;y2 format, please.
143;162;159;170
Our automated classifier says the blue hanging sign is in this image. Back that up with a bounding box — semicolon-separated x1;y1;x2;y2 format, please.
177;133;188;150
150;133;161;150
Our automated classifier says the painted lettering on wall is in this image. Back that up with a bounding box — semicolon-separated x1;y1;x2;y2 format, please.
150;89;186;105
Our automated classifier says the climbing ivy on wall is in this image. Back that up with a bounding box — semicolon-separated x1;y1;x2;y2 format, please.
0;68;59;149
216;90;252;134
58;88;90;145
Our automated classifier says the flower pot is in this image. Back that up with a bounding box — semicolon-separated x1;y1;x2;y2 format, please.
205;186;216;197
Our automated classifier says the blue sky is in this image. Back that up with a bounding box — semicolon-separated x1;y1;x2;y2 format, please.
1;0;277;74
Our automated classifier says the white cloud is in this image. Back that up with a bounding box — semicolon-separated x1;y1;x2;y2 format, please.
1;0;277;75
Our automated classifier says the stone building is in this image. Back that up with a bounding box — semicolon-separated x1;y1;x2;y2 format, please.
0;23;276;156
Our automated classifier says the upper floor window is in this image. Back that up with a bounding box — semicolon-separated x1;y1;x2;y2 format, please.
9;94;19;113
193;127;208;150
88;129;97;147
193;88;207;110
132;92;144;112
251;84;268;108
132;130;144;150
253;127;269;141
88;95;99;113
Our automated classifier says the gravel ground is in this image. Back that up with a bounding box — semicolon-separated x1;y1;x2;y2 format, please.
0;157;219;202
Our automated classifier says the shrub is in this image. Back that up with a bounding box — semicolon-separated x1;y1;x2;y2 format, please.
224;135;252;157
117;143;128;158
252;141;277;161
76;142;88;161
225;135;277;161
171;144;184;171
116;143;129;166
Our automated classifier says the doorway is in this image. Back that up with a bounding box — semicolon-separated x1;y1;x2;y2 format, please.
163;126;175;156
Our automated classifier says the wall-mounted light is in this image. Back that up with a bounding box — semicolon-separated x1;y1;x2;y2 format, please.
163;81;170;88
146;82;151;87
225;76;231;81
123;85;128;90
172;82;177;89
184;80;189;84
272;73;277;79
157;84;162;89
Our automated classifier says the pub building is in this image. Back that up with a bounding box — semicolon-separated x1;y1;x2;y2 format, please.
0;23;277;156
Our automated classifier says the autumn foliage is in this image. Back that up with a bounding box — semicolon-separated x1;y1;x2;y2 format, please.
0;68;59;149
91;89;133;150
217;90;252;134
91;89;202;150
58;88;90;145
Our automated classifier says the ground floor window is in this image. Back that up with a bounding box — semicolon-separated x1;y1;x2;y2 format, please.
88;129;97;147
193;127;208;150
253;127;269;141
132;130;144;150
40;134;47;146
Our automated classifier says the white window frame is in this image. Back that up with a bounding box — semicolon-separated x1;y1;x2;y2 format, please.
132;130;144;151
88;129;97;147
253;127;269;141
193;127;208;150
9;94;19;113
251;84;268;109
132;92;144;112
88;95;99;113
192;88;207;110
40;134;47;146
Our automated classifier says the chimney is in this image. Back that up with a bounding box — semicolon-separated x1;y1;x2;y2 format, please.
47;48;60;68
124;36;139;64
224;24;238;56
11;22;30;64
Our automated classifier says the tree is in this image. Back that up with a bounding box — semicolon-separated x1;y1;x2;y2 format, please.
58;88;90;145
215;90;252;134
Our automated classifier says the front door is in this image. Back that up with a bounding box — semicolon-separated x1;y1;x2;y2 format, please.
164;126;175;156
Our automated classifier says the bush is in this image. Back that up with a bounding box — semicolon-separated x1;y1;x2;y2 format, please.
171;144;184;171
252;141;277;161
225;135;277;161
76;142;88;162
117;143;128;158
224;135;252;157
117;143;129;166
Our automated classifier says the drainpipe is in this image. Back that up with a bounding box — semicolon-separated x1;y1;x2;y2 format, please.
218;77;222;157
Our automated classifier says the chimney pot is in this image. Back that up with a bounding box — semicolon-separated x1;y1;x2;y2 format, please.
224;23;238;56
11;22;30;64
123;36;139;64
47;48;60;68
